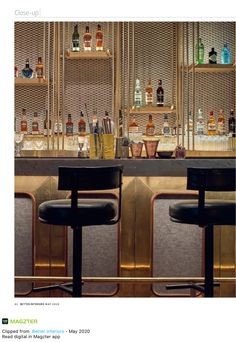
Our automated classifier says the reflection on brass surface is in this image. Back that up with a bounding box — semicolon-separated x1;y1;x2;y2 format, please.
15;276;236;283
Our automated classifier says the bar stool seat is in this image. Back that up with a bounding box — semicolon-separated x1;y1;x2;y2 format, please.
169;200;235;225
39;199;117;226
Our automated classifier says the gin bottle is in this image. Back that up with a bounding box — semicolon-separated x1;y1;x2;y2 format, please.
156;80;164;107
185;111;193;134
134;78;142;108
72;24;80;52
162;114;170;136
22;58;34;78
209;48;217;64
195;38;204;64
196;108;204;135
221;43;231;64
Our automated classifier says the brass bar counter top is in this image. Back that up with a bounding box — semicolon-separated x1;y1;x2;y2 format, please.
15;154;235;176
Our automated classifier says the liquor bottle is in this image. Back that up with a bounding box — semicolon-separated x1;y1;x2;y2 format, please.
72;24;80;52
221;43;231;64
145;79;153;106
146;114;155;136
95;24;103;51
54;111;63;134
66;114;73;136
32;112;39;135
209;48;217;64
35;57;44;79
20;109;28;134
15;65;18;78
118;109;123;137
196;108;204;135
78;111;86;135
207;111;217;135
156;80;164;107
83;26;92;51
217;109;226;135
43;110;52;136
162;114;171;136
22;58;34;78
134;78;142;108
228;109;235;136
185;111;193;135
129;116;139;133
195;38;204;64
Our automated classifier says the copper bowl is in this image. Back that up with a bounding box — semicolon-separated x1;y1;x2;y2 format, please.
157;151;174;158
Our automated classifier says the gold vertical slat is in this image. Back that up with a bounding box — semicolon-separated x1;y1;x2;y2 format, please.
192;22;195;151
62;22;65;151
47;22;50;150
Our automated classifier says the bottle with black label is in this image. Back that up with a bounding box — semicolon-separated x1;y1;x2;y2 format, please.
228;109;235;136
156;80;164;107
209;47;217;64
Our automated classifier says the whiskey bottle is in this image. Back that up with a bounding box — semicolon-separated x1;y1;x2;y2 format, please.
207;111;217;135
156;80;164;107
195;38;204;64
43;110;52;136
20;109;28;134
162;114;171;136
54;111;63;135
72;24;80;52
145;79;153;106
146;114;155;136
95;24;103;51
209;48;217;64
35;57;44;79
22;58;34;78
134;78;142;108
217;109;226;135
221;43;231;64
228;109;235;136
66;114;73;136
196;108;204;135
83;26;92;51
129;116;139;133
32;112;39;135
78;111;86;135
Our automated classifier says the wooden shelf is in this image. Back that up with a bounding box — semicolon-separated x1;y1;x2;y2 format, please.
15;78;49;86
129;106;176;115
64;50;112;60
189;64;235;73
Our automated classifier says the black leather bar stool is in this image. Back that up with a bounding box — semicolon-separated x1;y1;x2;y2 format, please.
168;168;236;297
34;165;123;297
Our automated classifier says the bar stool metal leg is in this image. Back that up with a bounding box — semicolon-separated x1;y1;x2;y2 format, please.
72;226;82;297
204;224;214;297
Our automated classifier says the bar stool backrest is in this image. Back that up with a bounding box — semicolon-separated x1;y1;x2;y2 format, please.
58;166;123;191
187;168;236;192
58;165;123;225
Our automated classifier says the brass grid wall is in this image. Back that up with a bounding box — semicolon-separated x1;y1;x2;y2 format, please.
15;22;52;133
183;22;235;133
120;22;177;135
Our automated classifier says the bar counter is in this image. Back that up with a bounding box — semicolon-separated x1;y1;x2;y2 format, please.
15;155;236;297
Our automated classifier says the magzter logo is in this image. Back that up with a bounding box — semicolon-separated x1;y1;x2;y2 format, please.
2;318;8;324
